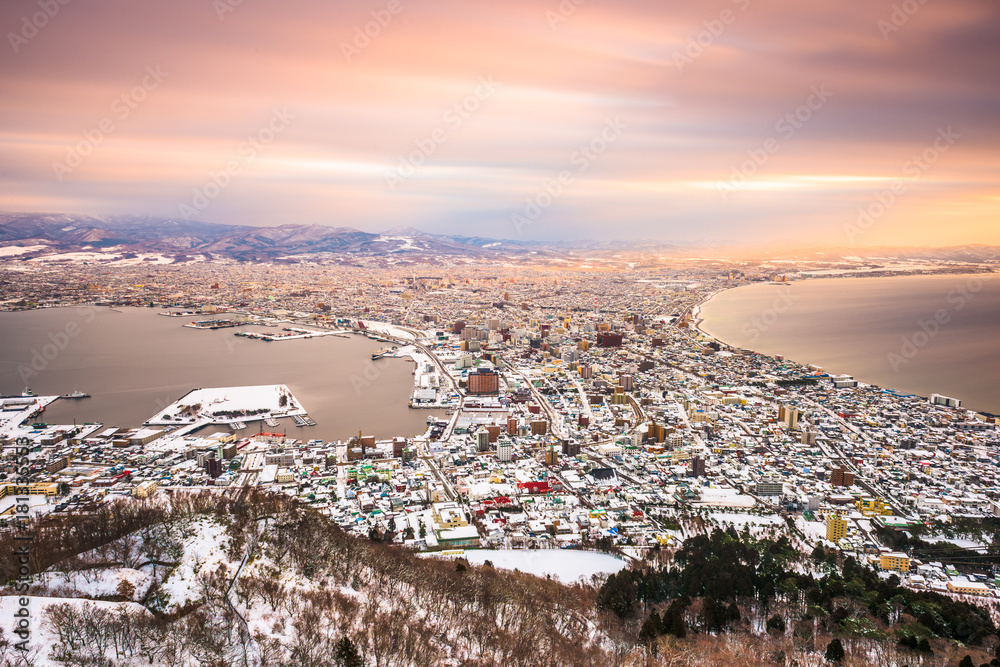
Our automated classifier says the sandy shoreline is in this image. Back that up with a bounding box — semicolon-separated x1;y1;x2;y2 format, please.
689;288;730;343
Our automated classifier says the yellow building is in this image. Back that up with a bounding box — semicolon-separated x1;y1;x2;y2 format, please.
880;552;910;573
0;483;59;498
857;497;890;517
432;502;468;529
826;515;847;542
133;480;158;499
947;579;990;596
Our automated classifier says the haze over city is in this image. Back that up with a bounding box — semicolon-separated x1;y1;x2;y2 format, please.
2;0;999;245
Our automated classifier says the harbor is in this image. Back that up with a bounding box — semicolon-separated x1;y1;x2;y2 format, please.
183;319;247;330
233;326;343;342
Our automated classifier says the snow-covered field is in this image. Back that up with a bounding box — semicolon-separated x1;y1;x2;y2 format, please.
923;534;988;550
35;567;154;601
0;244;47;257
158;516;233;610
146;384;305;425
695;487;756;508
432;549;627;584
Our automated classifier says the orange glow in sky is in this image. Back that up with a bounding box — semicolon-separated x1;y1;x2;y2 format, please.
1;0;998;246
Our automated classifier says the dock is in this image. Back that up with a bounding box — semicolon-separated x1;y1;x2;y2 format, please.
292;414;316;427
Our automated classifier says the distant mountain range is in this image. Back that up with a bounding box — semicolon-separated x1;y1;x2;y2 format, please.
0;212;689;262
1;211;998;265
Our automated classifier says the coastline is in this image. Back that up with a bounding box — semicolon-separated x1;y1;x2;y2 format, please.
689;274;1000;417
689;287;732;343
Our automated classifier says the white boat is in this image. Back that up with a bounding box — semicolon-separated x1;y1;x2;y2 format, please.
61;390;90;399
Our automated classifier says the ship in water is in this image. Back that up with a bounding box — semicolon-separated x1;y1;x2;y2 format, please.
61;390;90;399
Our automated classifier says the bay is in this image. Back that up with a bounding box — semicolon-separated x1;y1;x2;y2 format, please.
0;307;431;440
698;273;1000;414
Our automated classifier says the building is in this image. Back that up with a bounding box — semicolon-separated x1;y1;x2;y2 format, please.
128;428;164;447
930;393;961;409
562;440;581;457
467;369;500;395
433;502;468;528
857;497;890;517
778;405;800;430
392;437;406;458
530;420;548;436
947;578;990;596
830;466;855;487
497;438;513;462
596;333;623;348
476;429;490;452
265;452;295;467
880;552;911;573
688;456;705;478
437;525;480;549
544;446;559;466
133;480;158;499
826;515;847;542
206;458;224;479
46;456;70;474
756;475;784;496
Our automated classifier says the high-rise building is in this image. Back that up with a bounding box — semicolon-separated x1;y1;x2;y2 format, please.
497;438;514;462
596;333;623;347
826;515;847;542
830;466;854;487
688;456;705;478
392;437;406;458
467;369;500;395
544;447;559;466
778;405;801;430
206;457;223;479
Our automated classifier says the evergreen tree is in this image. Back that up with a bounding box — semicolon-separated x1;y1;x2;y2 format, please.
638;612;662;646
334;636;363;667
824;638;845;663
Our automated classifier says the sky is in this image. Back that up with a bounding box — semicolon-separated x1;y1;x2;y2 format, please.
1;0;998;246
